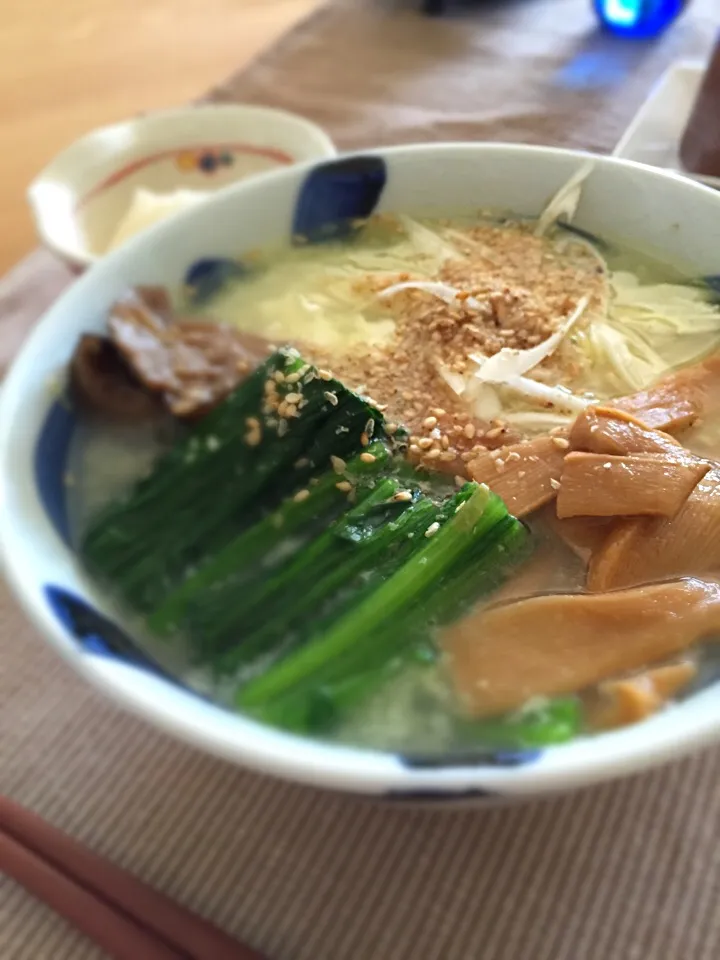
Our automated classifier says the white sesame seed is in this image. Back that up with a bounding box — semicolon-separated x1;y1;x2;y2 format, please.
293;489;311;502
464;423;476;440
318;369;333;381
550;477;561;490
552;436;570;450
331;455;347;474
360;452;376;464
324;391;339;406
425;522;440;538
393;491;413;502
423;416;438;429
336;481;353;492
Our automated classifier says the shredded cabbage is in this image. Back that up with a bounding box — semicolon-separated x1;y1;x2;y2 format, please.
503;410;576;433
378;280;483;310
471;296;589;383
396;214;463;264
534;162;595;237
587;271;720;390
500;377;590;413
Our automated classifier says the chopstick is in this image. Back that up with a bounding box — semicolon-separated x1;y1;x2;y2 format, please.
0;795;266;960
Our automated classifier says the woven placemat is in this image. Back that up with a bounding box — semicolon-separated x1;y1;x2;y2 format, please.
3;2;720;957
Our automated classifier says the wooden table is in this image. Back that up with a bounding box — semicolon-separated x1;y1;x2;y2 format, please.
0;0;321;275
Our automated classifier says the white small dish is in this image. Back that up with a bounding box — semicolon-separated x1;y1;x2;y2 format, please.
613;61;720;190
27;104;336;271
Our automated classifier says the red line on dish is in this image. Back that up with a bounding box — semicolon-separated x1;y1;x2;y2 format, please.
77;142;295;208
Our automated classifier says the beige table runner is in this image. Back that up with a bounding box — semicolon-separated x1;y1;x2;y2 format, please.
3;2;720;957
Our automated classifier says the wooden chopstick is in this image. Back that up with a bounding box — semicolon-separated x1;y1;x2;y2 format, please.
0;795;266;960
0;829;183;960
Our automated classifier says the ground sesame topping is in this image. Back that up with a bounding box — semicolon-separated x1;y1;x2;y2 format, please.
282;220;607;476
244;424;262;446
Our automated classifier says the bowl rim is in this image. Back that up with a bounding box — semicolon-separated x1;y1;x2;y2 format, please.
27;103;338;270
6;140;720;799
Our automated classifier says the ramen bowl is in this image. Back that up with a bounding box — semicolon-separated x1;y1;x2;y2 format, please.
4;143;720;803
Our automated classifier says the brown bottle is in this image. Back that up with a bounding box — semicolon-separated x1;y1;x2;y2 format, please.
680;38;720;178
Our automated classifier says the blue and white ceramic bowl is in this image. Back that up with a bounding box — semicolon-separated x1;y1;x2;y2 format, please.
4;143;720;804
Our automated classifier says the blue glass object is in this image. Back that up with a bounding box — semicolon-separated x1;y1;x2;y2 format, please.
593;0;687;37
